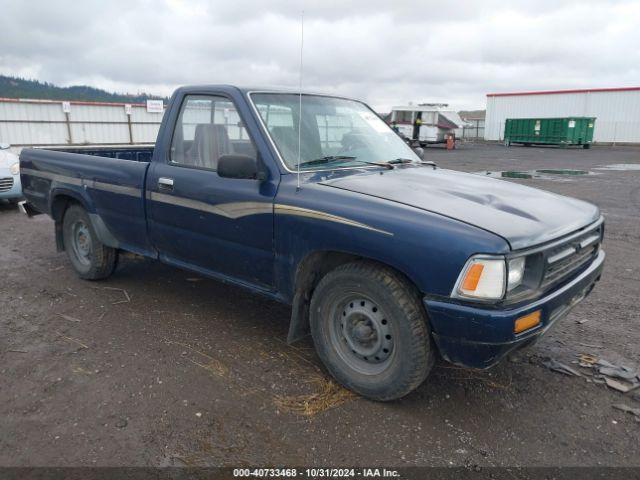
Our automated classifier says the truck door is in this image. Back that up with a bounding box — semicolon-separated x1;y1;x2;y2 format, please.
146;94;276;289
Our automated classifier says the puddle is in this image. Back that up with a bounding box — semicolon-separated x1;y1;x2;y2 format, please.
536;169;590;176
595;164;640;171
477;169;592;180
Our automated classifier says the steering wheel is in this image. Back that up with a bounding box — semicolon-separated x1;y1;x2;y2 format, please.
338;132;367;155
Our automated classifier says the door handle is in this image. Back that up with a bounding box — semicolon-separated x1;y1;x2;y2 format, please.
158;177;174;191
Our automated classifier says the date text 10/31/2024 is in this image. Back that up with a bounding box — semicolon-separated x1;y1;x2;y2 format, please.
233;468;400;478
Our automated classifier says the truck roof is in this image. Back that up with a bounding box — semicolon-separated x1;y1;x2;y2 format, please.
175;84;362;100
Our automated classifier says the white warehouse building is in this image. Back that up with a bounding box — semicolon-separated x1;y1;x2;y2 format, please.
484;87;640;144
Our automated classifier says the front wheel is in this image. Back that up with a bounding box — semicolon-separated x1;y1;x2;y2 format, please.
62;204;118;280
310;262;435;401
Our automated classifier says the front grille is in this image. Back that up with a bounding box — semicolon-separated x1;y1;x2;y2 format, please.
540;223;602;290
0;177;14;192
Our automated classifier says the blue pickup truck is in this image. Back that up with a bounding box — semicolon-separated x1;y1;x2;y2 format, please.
19;85;605;400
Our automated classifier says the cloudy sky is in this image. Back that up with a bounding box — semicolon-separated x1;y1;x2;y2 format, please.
1;0;638;111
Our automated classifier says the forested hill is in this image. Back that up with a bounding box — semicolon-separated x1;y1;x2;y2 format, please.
0;75;167;103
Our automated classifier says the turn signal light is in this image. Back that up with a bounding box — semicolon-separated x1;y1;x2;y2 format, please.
461;263;484;291
514;310;541;334
454;257;506;300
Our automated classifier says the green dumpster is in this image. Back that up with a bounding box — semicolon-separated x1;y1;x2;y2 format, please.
504;117;595;148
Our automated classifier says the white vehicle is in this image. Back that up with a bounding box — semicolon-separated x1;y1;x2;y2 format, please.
0;143;22;204
390;104;468;146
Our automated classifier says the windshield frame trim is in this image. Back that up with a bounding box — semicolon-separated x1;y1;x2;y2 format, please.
246;90;404;174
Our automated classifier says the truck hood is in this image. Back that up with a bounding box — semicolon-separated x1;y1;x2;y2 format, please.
319;167;600;250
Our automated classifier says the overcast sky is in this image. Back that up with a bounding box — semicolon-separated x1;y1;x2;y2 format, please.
1;0;638;111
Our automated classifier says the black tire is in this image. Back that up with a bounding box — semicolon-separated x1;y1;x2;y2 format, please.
583;144;591;149
310;261;435;401
62;204;118;280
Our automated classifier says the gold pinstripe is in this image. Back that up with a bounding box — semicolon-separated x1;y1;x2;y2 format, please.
274;204;393;236
21;168;392;235
21;168;141;197
149;192;273;219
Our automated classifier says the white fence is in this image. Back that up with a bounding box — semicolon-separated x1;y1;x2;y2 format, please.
455;119;485;140
0;98;165;146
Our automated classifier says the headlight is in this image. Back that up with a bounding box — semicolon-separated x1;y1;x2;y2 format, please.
9;162;19;175
507;257;526;292
454;254;536;301
454;256;505;300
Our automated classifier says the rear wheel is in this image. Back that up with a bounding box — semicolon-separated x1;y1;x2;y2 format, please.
310;262;435;401
62;204;118;280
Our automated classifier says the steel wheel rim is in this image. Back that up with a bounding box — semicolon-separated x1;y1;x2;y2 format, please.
329;295;395;375
71;220;92;266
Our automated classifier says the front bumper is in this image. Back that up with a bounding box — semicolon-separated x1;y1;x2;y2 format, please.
0;173;22;200
425;250;605;369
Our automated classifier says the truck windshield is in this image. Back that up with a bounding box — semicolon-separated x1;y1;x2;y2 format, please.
251;93;419;171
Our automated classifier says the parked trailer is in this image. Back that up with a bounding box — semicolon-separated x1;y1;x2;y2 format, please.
504;117;595;148
390;104;468;147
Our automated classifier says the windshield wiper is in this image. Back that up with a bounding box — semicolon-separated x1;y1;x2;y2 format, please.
387;158;437;169
299;155;357;166
388;158;415;165
299;156;393;169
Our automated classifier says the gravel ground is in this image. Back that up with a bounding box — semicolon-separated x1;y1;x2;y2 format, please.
0;143;639;468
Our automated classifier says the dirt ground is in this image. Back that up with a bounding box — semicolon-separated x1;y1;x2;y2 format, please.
0;143;639;468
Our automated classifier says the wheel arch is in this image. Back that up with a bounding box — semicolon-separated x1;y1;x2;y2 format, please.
287;249;424;344
50;192;119;252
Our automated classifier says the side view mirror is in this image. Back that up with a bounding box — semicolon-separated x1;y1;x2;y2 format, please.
217;154;266;180
413;147;425;160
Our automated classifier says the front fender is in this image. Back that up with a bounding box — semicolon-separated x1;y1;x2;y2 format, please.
274;177;509;342
274;179;509;301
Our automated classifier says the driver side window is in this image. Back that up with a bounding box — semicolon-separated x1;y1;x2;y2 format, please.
170;95;257;170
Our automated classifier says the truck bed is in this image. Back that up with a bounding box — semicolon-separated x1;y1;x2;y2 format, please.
41;144;154;162
20;147;154;256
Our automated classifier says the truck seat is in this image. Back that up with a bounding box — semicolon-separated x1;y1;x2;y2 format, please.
231;140;257;159
190;124;231;170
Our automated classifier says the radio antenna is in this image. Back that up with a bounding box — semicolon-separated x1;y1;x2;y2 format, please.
296;10;304;191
